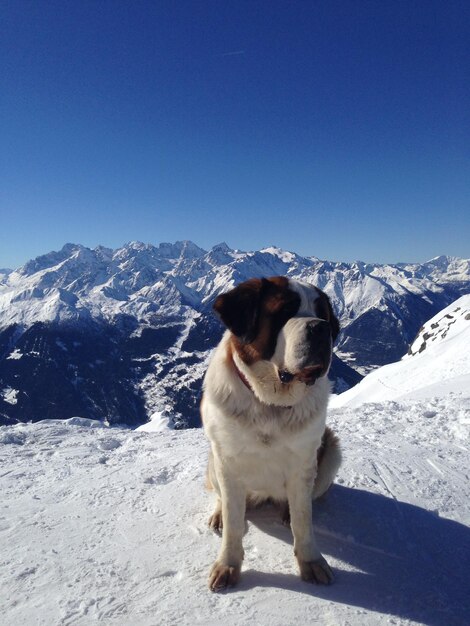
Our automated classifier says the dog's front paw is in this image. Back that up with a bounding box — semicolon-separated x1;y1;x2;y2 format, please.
208;561;241;592
297;555;334;585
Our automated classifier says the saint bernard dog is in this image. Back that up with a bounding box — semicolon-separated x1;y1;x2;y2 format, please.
201;276;342;591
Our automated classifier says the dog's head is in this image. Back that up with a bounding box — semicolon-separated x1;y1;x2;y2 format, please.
213;277;339;406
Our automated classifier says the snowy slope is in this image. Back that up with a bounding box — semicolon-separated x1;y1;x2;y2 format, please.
1;395;469;626
331;295;470;408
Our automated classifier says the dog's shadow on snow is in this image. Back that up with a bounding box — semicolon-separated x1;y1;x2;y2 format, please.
239;485;470;626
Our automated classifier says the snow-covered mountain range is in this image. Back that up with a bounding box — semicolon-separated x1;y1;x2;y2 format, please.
0;241;469;426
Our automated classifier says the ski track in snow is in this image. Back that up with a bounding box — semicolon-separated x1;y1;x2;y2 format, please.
0;396;469;626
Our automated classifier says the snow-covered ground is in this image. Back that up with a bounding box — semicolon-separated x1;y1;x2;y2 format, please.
1;392;469;625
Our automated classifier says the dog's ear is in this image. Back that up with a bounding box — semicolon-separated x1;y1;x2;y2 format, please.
213;278;267;343
316;291;340;342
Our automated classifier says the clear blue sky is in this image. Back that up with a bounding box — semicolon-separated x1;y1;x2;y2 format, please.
1;0;469;268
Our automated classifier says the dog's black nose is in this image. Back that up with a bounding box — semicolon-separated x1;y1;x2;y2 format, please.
278;369;294;384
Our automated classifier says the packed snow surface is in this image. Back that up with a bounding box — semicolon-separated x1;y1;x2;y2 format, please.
1;394;469;625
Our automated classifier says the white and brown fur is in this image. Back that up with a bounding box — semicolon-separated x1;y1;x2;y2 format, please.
201;277;342;591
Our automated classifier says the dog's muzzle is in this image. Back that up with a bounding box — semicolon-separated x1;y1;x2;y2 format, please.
278;319;332;385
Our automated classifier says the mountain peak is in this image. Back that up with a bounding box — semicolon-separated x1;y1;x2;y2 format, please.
427;254;453;262
175;240;207;258
207;242;236;264
211;242;232;253
155;240;205;259
125;241;151;251
18;243;87;276
260;246;300;263
61;242;86;254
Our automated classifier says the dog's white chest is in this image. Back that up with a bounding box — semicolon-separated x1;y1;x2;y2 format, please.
219;420;320;500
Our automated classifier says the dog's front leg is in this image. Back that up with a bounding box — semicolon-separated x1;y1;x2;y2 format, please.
286;471;334;584
208;465;246;592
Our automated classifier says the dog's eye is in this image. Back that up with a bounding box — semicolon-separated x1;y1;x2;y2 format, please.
278;370;294;384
